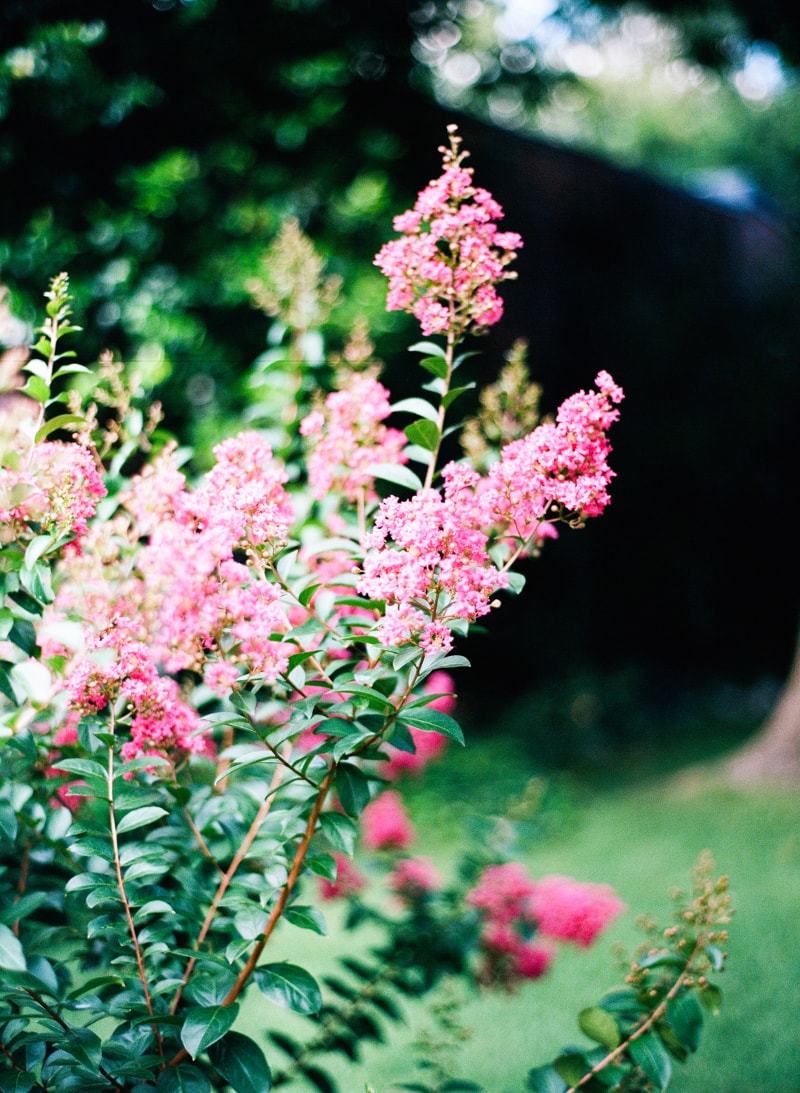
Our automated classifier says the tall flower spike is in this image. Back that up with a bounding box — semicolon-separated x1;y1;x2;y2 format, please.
374;125;522;341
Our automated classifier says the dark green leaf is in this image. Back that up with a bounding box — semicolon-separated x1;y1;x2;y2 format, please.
399;706;464;745
319;811;358;856
8;620;37;655
254;963;322;1015
667;991;704;1053
524;1066;568;1093
628;1031;672;1091
299;1066;337;1093
442;382;476;410
304;853;337;881
0;662;17;704
637;949;686;970
283;905;327;936
209;1031;271;1093
180;1003;239;1059
334;762;374;817
156;1065;213;1093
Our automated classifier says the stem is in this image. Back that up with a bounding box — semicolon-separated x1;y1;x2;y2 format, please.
422;327;458;491
22;989;125;1091
12;838;31;936
106;716;163;1058
165;766;337;1070
169;756;287;1015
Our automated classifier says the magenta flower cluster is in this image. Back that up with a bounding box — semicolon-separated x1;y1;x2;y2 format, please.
467;862;625;988
374;127;522;339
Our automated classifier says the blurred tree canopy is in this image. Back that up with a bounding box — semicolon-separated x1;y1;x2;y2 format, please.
1;0;798;694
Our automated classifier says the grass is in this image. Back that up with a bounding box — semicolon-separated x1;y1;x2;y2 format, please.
244;690;800;1093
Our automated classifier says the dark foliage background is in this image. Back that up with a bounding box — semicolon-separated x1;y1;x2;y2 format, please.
1;0;798;709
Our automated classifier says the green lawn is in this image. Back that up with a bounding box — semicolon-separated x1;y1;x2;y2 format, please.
246;732;800;1093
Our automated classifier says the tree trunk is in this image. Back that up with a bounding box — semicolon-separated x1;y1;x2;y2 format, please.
722;623;800;783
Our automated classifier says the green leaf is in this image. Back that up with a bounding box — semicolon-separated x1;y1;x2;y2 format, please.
637;949;686;970
52;362;92;379
156;1065;213;1093
23;535;57;571
116;806;169;834
34;413;85;442
50;757;107;781
699;983;723;1015
391;397;439;423
180;1003;240;1059
305;853;337;882
134;900;176;922
524;1066;568;1093
330;682;394;711
283;905;327;936
404;419;439;451
553;1053;588;1088
628;1031;672;1091
0;662;18;704
319;811;358;856
399;706;464;745
579;1006;621;1050
335;763;373;818
209;1031;272;1093
0;802;18;844
255;962;322;1015
442;382;476;410
20;374;50;402
408;340;446;359
371;462;424;492
0;923;27;973
667;991;704;1053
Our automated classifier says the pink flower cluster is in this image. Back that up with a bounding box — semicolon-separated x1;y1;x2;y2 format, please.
318;852;367;901
300;374;407;502
527;874;627;948
486;371;625;545
66;636;204;762
467;862;624;988
389;856;442;902
0;440;106;545
56;432;297;758
358;463;506;653
374;127;521;339
361;790;415;851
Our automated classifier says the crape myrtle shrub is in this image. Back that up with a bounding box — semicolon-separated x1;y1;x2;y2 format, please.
0;127;732;1093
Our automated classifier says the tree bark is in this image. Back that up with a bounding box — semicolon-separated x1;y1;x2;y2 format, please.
722;622;800;783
